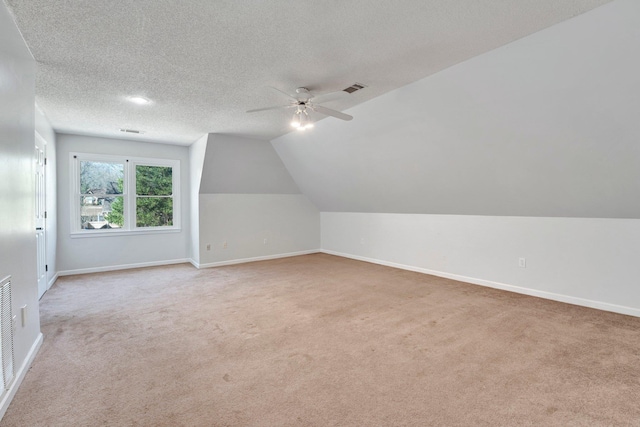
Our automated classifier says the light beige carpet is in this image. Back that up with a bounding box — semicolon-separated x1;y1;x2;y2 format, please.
2;254;639;426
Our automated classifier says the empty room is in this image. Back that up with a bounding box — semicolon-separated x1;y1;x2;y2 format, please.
1;0;639;425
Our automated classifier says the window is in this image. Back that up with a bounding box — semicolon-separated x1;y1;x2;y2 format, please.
135;165;174;227
79;159;124;229
71;153;180;236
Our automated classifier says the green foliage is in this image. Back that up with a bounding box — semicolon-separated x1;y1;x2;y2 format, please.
105;196;124;227
136;165;172;196
104;165;173;228
136;197;173;227
103;177;124;227
136;166;173;227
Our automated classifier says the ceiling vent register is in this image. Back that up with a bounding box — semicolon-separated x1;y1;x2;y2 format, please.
343;83;367;94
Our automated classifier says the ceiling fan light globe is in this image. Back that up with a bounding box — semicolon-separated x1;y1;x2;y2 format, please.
128;96;151;105
291;120;301;128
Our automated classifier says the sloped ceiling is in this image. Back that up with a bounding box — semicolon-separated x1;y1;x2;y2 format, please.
4;0;612;145
272;0;640;218
199;134;300;194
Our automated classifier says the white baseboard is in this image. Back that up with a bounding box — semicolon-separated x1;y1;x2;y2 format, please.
47;272;59;289
0;332;43;420
57;258;191;276
321;249;640;318
196;249;320;269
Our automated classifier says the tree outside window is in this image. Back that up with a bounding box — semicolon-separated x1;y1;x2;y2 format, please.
80;161;123;229
135;165;173;227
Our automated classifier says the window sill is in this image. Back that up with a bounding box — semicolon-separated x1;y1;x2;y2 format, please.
70;228;182;238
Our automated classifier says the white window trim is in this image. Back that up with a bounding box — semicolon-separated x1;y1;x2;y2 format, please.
70;153;181;238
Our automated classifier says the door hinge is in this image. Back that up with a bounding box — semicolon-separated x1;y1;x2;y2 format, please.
44;211;47;219
44;157;47;165
45;265;48;272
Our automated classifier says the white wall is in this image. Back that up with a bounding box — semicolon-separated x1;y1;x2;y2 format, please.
189;134;208;264
322;213;640;316
35;106;57;287
56;134;191;273
195;134;320;266
0;3;42;417
198;194;319;266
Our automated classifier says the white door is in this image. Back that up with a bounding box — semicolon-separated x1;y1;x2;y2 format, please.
35;132;47;299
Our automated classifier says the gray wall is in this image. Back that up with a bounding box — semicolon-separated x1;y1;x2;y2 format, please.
200;134;300;194
0;3;42;415
273;0;640;218
56;134;191;273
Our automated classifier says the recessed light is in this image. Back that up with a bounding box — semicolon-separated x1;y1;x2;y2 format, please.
128;96;151;105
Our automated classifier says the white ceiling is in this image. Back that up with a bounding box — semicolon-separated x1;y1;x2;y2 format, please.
5;0;612;145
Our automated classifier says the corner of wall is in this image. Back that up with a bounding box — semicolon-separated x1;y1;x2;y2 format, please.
188;134;209;263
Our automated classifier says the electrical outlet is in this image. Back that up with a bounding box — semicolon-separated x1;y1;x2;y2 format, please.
223;241;227;249
263;238;268;245
518;257;526;268
206;244;211;251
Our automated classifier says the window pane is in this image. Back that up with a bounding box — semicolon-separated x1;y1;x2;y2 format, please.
136;197;173;227
81;196;123;229
80;161;123;195
136;165;172;196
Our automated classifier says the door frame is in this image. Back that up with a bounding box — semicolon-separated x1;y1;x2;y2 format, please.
35;131;47;299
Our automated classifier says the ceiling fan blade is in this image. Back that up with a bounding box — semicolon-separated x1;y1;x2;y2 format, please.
311;90;349;104
269;86;297;100
311;104;353;121
246;104;293;113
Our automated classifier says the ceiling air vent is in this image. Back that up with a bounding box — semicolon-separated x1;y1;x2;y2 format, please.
119;128;144;134
343;83;367;94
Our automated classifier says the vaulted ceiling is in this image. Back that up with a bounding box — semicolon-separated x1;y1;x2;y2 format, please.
271;0;640;217
5;0;611;145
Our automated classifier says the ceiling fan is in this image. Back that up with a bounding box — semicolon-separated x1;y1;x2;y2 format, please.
247;87;353;131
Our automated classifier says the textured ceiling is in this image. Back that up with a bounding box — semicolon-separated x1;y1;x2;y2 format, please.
5;0;612;145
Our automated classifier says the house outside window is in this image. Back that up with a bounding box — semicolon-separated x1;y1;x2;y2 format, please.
71;153;180;236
